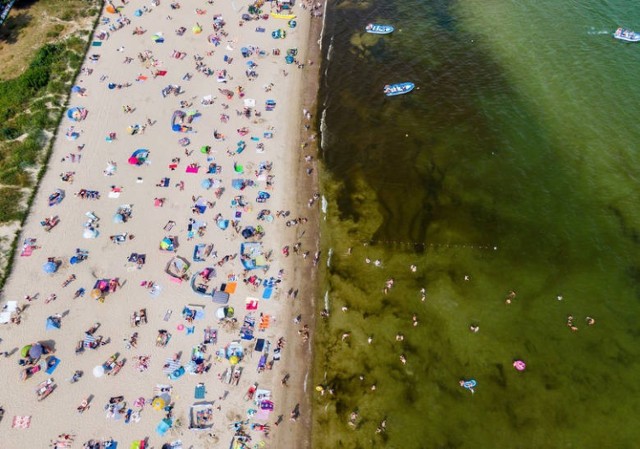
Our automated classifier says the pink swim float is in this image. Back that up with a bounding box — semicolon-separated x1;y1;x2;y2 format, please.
177;324;185;331
513;360;526;371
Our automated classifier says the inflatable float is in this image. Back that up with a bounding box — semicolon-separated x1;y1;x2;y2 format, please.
384;82;415;97
366;23;394;35
270;12;296;20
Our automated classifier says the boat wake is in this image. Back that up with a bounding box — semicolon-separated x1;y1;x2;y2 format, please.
587;29;611;35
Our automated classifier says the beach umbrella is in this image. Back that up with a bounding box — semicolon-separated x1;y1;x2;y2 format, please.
42;261;58;274
134;9;142;16
70;256;79;265
71;85;82;93
200;178;212;189
83;228;98;239
108;83;117;90
192;24;202;34
29;343;43;359
229;355;239;365
90;289;103;300
152;397;166;410
113;213;124;224
93;365;105;378
20;345;32;357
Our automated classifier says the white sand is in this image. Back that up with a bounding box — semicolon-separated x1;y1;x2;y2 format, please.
0;0;322;447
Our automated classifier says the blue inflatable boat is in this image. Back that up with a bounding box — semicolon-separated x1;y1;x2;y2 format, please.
383;82;415;97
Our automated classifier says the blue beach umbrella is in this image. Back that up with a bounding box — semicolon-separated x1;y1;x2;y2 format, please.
201;178;212;189
113;213;124;223
29;343;44;359
42;261;58;273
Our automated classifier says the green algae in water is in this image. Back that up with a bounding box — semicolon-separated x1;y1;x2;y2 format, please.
313;0;640;447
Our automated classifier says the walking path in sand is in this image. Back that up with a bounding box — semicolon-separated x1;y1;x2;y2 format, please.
0;0;324;447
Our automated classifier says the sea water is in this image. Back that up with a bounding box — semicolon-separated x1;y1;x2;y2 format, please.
312;0;640;447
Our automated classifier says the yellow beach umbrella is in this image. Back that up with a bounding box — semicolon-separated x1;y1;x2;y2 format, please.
90;288;102;300
192;24;202;34
229;355;239;365
152;397;166;411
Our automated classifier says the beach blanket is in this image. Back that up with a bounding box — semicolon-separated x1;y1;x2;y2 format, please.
224;282;237;294
240;315;255;340
262;287;273;300
246;298;259;310
195;383;206;399
46;356;61;374
12;416;31;429
259;314;271;331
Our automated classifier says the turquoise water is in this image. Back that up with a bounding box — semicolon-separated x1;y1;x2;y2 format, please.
312;0;640;447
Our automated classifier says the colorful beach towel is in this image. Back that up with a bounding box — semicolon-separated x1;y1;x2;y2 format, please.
246;298;259;310
224;282;237;294
12;416;31;429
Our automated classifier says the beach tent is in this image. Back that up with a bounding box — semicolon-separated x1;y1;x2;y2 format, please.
165;255;190;281
160;237;178;252
46;316;61;331
129;149;150;166
66;107;87;122
171;110;190;132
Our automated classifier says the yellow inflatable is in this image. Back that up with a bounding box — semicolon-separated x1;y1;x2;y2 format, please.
270;12;296;20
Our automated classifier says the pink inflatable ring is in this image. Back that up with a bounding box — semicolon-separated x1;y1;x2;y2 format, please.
513;360;526;371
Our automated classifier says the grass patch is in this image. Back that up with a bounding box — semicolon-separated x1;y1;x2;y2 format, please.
0;187;25;222
0;0;101;287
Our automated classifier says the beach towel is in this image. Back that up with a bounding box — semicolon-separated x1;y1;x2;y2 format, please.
195;383;206;399
246;298;259;310
136;75;148;82
46;356;61;374
224;282;237;294
156;70;168;76
204;327;217;344
91;41;103;46
262;287;273;300
259;315;271;330
186;165;199;174
12;416;31;429
20;245;33;257
163;309;172;321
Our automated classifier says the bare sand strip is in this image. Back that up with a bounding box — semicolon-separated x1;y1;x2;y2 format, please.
0;0;323;447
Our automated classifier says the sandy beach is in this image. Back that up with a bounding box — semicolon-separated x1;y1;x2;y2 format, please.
0;0;323;447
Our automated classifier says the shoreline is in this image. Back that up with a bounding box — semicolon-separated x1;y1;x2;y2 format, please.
0;0;325;447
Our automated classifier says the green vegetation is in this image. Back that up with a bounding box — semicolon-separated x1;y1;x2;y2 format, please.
0;0;101;287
